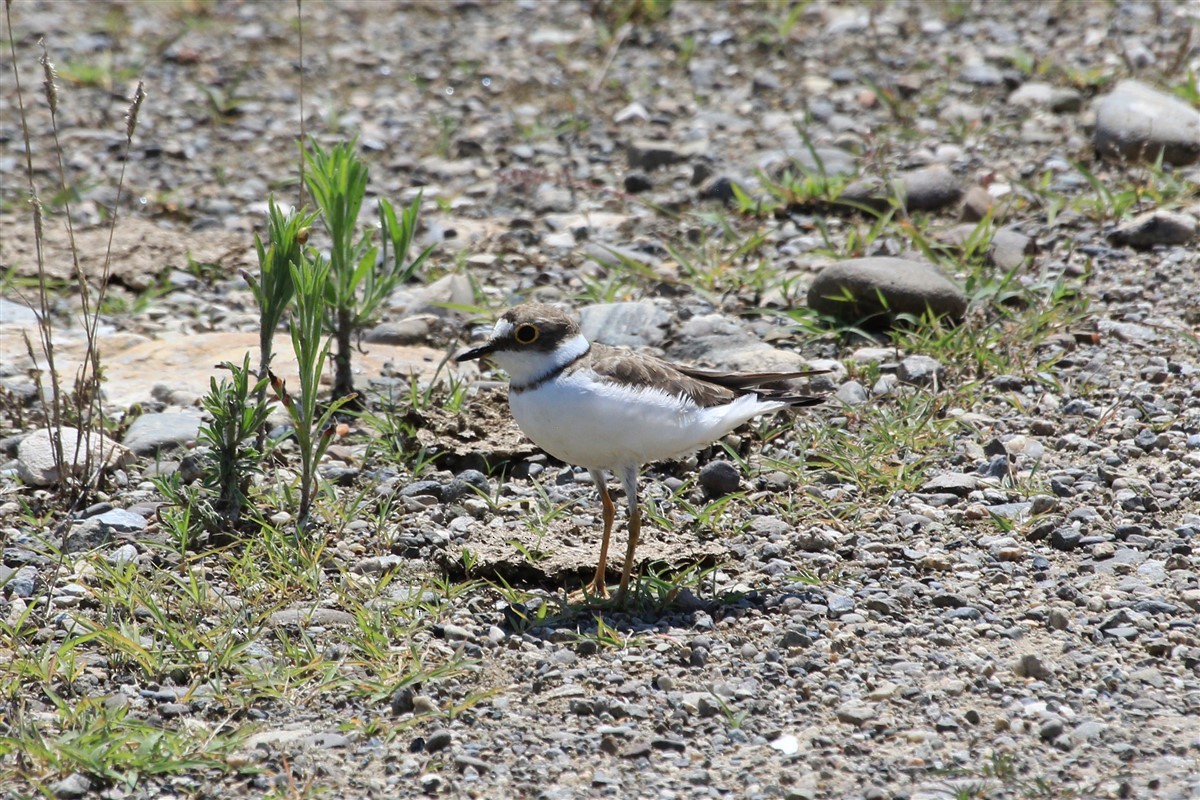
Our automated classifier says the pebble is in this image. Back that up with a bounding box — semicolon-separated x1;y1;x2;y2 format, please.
1013;654;1054;681
834;380;868;406
412;695;439;715
364;317;434;345
835;702;876;726
303;732;350;749
897;164;964;212
1050;527;1083;551
445;469;491;503
897;355;944;387
400;480;444;500
1007;81;1083;112
50;773;91;799
769;733;800;755
667;315;812;374
63;519;118;553
90;508;148;532
961;61;1003;86
623;172;652;194
1039;717;1065;741
388;273;474;317
822;594;854;617
7;566;38;597
438;623;474;642
921;473;978;496
107;543;139;565
625;139;698;171
424;729;453;753
960;185;996;221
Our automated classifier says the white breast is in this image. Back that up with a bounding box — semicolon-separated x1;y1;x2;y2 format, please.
508;369;785;471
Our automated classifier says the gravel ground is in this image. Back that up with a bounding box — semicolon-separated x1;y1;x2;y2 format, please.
2;2;1199;799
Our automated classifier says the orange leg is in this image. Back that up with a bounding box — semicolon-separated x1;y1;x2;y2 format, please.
614;466;641;608
587;469;614;597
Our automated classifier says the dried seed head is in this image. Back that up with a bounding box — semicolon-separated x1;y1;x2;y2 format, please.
124;80;146;140
38;39;58;115
31;194;44;241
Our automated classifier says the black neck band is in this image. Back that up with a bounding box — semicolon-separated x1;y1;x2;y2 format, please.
510;341;592;393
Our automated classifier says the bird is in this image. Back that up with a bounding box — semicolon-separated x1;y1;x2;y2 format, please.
456;302;826;606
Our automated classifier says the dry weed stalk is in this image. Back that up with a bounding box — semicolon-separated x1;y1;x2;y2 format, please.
3;7;147;514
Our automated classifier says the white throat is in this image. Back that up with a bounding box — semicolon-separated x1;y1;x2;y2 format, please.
491;332;590;389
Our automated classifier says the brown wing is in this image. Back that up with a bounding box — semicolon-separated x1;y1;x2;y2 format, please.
675;366;831;391
587;345;737;408
588;345;827;409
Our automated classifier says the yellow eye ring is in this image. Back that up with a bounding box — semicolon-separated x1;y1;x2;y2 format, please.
514;324;539;345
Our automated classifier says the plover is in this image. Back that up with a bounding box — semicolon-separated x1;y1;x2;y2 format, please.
457;303;825;605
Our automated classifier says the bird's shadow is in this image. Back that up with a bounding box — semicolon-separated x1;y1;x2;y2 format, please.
479;564;828;641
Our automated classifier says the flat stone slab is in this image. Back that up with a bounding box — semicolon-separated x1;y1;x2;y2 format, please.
0;328;448;410
0;214;254;289
437;512;726;591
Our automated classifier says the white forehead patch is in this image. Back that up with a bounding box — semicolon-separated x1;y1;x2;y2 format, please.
492;319;514;340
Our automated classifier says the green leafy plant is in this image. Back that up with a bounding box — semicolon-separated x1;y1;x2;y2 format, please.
302;139;434;404
152;356;271;549
269;254;357;528
247;199;318;447
589;0;673;41
200;356;272;528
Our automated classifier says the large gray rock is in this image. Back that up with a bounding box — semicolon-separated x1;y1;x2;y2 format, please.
666;314;812;374
122;411;204;455
579;302;671;348
1107;210;1197;249
1094;80;1200;165
17;427;134;487
807;257;967;324
839;165;964;213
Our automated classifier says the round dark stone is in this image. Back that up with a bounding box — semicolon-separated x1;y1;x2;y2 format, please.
400;480;444;500
699;460;740;496
425;729;453;753
624;172;653;194
1050;527;1083;551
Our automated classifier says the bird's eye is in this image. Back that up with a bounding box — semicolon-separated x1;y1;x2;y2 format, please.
514;324;539;344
